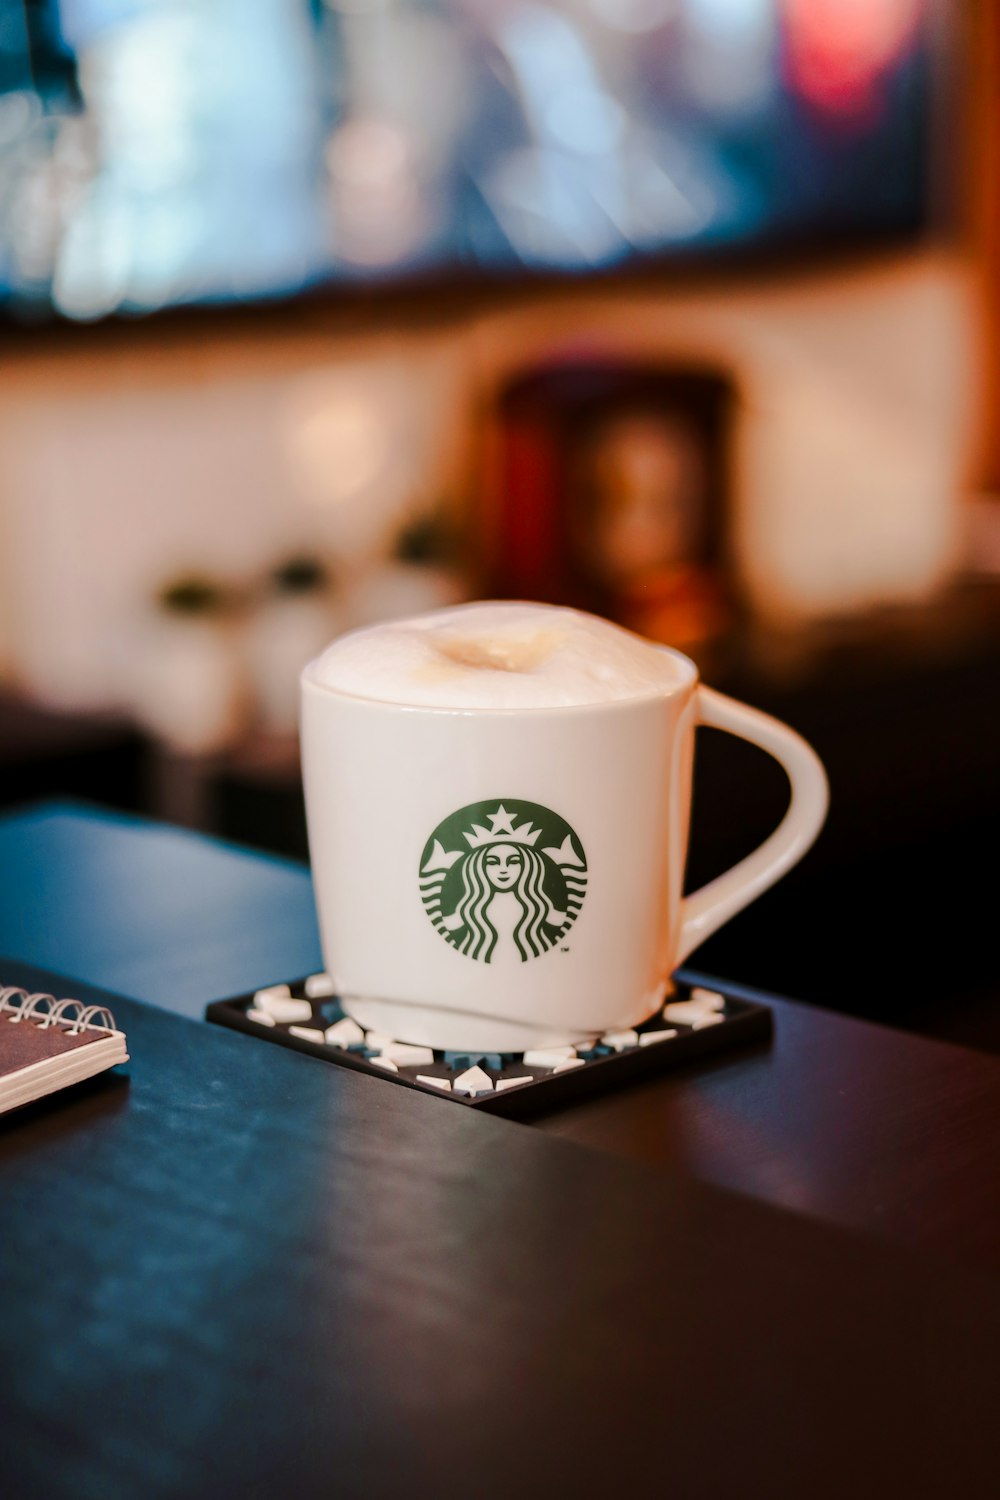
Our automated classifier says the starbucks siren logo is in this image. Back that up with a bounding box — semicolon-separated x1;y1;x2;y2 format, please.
419;799;587;964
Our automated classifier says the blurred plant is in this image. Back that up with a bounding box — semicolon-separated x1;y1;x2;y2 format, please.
157;575;234;615
393;511;460;568
347;505;468;631
246;554;341;737
269;555;331;596
127;574;247;756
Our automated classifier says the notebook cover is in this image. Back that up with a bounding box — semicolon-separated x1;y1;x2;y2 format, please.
0;1016;114;1075
0;979;128;1114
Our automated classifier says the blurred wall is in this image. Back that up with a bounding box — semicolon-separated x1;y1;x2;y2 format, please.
0;247;978;710
0;327;467;707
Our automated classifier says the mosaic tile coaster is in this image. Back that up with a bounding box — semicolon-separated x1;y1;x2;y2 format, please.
206;971;772;1119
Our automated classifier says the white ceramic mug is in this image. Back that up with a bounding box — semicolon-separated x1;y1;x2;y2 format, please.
301;646;828;1052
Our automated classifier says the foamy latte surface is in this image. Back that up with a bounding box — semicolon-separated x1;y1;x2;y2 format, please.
309;602;691;709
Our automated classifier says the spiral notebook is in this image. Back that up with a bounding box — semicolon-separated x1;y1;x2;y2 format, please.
0;983;129;1115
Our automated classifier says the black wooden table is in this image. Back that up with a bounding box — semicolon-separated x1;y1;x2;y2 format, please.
4;804;1000;1496
0;802;321;1017
2;957;999;1500
3;803;1000;1271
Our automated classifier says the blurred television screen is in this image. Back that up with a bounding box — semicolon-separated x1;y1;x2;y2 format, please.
0;0;937;322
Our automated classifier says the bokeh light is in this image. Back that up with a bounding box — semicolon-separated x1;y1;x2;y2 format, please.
0;0;932;320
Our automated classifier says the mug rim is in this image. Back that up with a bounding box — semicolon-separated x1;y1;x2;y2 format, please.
301;640;698;717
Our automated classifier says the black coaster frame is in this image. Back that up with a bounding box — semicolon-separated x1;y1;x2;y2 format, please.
206;969;772;1119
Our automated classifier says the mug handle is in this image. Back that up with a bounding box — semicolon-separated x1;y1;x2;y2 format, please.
675;686;829;966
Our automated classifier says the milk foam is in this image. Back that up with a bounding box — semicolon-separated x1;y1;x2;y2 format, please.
308;602;692;709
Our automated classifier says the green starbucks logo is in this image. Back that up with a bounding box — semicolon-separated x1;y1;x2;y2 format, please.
419;799;587;964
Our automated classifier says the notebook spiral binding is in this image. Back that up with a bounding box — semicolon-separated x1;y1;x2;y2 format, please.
0;988;117;1036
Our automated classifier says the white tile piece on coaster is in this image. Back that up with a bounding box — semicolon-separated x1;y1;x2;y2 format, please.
639;1028;678;1046
496;1076;534;1091
364;1031;395;1052
382;1043;436;1067
453;1064;494;1097
370;1056;399;1072
688;987;726;1012
663;1000;722;1027
552;1058;586;1073
691;1014;724;1029
255;994;315;1025
246;1008;276;1027
288;1026;326;1044
304;973;337;999
522;1046;577;1068
600;1030;639;1052
324;1018;366;1048
416;1075;451;1091
254;984;290;1003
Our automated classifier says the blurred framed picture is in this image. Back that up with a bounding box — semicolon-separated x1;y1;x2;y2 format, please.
481;362;736;656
